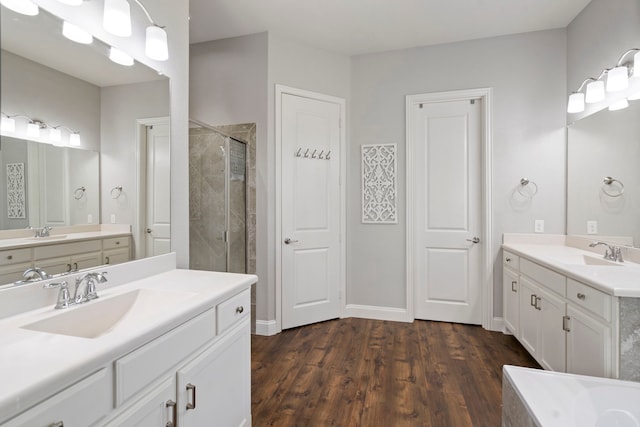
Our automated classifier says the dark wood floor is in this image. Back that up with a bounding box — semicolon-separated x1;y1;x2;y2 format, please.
251;318;540;427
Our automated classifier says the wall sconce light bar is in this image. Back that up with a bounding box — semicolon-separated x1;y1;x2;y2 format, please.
0;113;81;147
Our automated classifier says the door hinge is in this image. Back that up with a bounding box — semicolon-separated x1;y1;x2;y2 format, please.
562;315;571;332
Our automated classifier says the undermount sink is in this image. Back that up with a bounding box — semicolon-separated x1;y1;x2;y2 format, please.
25;234;67;241
559;254;623;267
22;288;196;339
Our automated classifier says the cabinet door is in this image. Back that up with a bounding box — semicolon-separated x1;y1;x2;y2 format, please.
0;261;32;284
104;377;177;427
503;267;519;335
103;248;130;266
35;256;73;275
518;277;539;356
72;251;103;271
537;286;566;372
566;304;612;378
177;318;251;427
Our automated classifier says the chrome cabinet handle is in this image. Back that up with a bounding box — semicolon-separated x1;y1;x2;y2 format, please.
577;293;586;300
511;281;517;292
7;255;12;260
186;383;197;410
236;306;244;314
536;297;542;310
466;237;480;244
48;422;63;427
505;257;511;262
166;399;177;427
284;238;299;244
530;294;537;307
562;316;571;332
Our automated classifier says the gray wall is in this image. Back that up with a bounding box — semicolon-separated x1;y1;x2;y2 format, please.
349;30;567;315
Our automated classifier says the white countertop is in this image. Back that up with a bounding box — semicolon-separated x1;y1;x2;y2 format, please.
502;242;640;298
0;258;257;423
504;365;640;427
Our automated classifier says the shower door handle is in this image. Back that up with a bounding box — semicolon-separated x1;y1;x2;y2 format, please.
284;238;299;245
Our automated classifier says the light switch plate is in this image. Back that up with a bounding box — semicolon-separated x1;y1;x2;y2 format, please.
587;220;598;234
534;219;544;233
88;214;93;224
110;214;116;224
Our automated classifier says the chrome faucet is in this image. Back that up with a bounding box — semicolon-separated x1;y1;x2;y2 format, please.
34;226;52;238
22;267;50;281
588;241;624;262
74;271;108;304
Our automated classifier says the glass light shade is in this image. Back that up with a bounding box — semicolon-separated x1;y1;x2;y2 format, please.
0;0;39;15
57;0;82;5
49;128;62;142
62;21;93;44
27;122;40;138
609;98;629;111
634;51;640;79
103;0;131;37
606;66;629;92
628;90;640;101
145;26;169;61
109;47;134;66
69;133;81;147
567;92;585;113
1;117;15;133
585;80;605;103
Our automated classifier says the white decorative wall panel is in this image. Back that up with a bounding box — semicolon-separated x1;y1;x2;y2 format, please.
362;144;397;223
7;163;26;219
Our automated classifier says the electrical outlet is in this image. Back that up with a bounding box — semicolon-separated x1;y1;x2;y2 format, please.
587;220;598;234
110;214;116;224
534;219;544;233
87;214;93;224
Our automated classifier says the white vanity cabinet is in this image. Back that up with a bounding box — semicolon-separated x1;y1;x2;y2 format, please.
503;251;615;377
102;236;131;266
0;248;32;283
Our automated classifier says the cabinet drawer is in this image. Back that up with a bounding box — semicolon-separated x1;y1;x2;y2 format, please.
503;251;519;270
217;289;250;334
115;308;216;406
34;240;102;260
0;248;31;266
567;279;612;322
520;258;566;297
3;369;111;427
103;236;130;250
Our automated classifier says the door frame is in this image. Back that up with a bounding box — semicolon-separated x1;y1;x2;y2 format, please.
135;116;170;260
274;84;347;333
405;88;495;330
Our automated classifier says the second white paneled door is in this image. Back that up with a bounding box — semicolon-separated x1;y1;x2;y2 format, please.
411;98;482;324
279;87;344;330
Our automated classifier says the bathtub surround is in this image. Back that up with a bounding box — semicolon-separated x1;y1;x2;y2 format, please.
620;298;640;381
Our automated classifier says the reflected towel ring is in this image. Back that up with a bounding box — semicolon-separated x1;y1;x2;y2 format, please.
110;185;123;199
602;176;624;197
73;186;86;200
517;178;538;197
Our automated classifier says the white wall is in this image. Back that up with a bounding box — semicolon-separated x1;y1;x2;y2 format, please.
33;0;190;267
349;30;567;316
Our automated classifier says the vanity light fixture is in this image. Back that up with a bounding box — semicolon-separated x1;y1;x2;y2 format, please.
585;79;605;104
27;121;44;138
103;0;132;37
109;47;134;66
49;127;62;143
62;21;93;44
608;98;629;111
69;133;82;147
131;0;169;61
567;92;585;114
606;66;629;92
2;114;81;146
0;0;39;16
0;113;16;133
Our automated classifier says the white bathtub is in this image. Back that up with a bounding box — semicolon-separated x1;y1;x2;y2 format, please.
503;365;640;427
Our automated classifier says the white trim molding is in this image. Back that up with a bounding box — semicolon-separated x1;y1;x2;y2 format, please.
254;319;279;336
405;88;494;330
344;304;411;323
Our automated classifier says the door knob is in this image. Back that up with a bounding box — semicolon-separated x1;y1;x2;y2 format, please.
284;238;299;244
146;228;152;234
466;237;480;244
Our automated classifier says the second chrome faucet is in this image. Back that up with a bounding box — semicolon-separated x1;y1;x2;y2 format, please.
589;241;624;263
45;271;108;309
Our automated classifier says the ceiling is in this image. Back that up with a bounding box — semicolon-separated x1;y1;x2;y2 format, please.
189;0;592;55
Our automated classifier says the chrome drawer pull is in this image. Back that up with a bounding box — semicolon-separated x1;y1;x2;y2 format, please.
166;399;177;427
511;281;517;292
530;294;537;307
505;257;511;262
186;383;197;410
48;422;63;427
236;306;244;314
535;296;542;310
577;293;586;300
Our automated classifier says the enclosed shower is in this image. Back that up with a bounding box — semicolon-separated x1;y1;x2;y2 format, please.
189;120;247;274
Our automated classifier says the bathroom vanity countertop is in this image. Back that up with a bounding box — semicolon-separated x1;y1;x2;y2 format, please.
503;365;640;426
0;258;257;423
502;242;640;297
0;229;131;250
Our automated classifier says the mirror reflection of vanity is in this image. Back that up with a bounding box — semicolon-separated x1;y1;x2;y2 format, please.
0;3;170;287
567;100;640;247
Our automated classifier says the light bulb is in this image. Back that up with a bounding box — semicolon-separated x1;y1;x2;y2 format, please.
1;117;15;133
567;92;585;113
145;26;169;61
0;0;39;15
109;47;134;66
62;21;93;44
606;66;629;92
103;0;132;37
57;0;83;5
609;98;629;111
27;122;40;138
585;80;605;103
49;128;62;142
69;133;81;147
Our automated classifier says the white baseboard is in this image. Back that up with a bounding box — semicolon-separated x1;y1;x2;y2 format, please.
491;316;506;333
343;304;412;323
254;319;279;336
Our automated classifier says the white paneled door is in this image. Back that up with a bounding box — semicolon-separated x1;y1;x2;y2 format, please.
280;89;343;330
411;98;482;324
145;122;171;257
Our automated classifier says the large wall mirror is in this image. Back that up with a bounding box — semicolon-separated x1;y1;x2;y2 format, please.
567;100;640;247
0;4;170;285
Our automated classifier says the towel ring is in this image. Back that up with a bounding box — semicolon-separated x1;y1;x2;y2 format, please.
602;176;624;197
73;186;86;200
517;178;538;197
110;185;123;199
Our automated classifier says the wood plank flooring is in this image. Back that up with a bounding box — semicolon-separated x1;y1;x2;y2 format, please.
251;318;540;427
